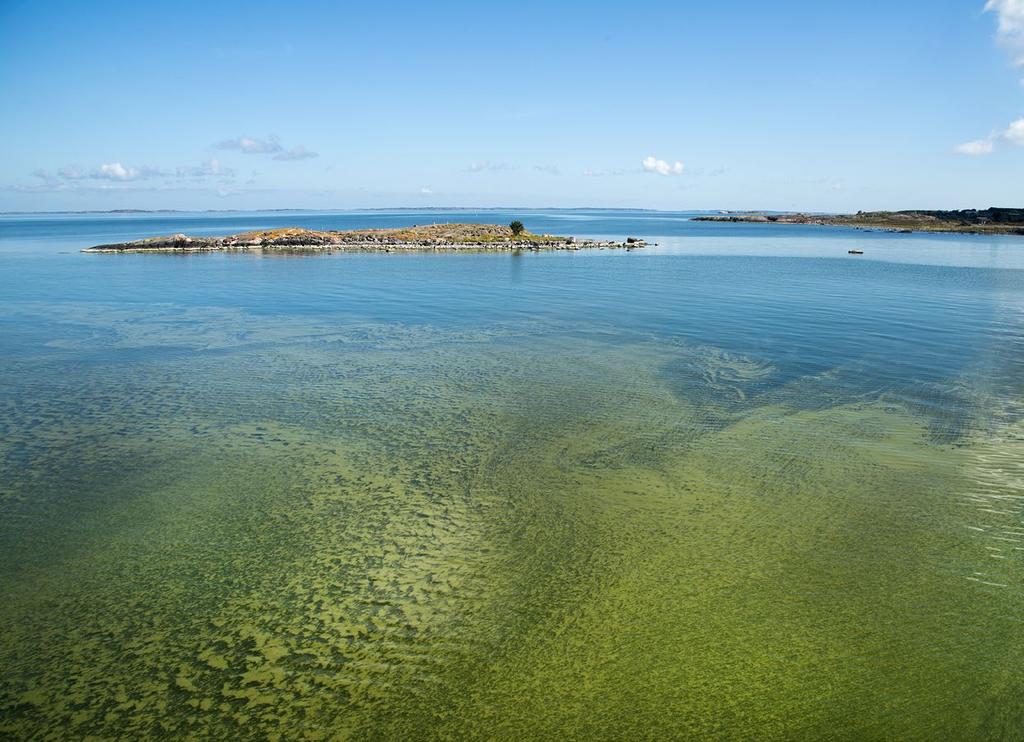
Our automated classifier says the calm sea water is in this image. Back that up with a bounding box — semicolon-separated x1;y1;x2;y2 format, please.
2;210;1023;739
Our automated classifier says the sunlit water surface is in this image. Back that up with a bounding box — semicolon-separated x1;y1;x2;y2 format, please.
2;210;1024;739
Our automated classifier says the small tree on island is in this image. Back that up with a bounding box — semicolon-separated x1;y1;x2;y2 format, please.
509;220;525;236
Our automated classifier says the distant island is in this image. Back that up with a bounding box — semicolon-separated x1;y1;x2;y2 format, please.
82;223;646;253
693;207;1024;235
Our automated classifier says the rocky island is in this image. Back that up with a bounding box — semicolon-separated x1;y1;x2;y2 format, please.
693;207;1024;236
82;223;646;253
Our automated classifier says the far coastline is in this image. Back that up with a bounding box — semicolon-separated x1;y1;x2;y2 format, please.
694;207;1024;236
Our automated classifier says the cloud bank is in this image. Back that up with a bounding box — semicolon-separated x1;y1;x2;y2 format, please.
27;133;318;193
37;162;166;182
31;159;236;187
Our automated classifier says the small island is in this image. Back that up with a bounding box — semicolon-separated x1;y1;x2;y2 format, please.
693;207;1024;236
82;222;646;253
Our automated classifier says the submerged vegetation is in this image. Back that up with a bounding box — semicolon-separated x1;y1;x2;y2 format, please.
1;302;1021;738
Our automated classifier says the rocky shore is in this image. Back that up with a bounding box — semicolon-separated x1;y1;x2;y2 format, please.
692;208;1024;236
82;224;646;253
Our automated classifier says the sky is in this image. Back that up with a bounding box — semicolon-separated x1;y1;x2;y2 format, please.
0;0;1022;212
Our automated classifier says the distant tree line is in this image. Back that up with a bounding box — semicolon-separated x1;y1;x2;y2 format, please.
909;208;1024;224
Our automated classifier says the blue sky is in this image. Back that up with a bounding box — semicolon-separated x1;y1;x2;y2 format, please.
0;0;1021;212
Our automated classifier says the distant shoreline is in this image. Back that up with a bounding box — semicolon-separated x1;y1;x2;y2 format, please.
693;208;1024;236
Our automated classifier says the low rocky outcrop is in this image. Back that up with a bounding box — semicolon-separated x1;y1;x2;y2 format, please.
83;224;647;253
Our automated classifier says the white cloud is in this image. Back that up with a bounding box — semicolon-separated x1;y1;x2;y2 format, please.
214;135;316;160
533;164;561;175
951;119;1024;155
986;0;1024;67
215;135;283;154
175;158;236;178
98;162;134;180
57;166;85;180
642;156;684;176
465;161;509;172
29;169;60;187
272;145;318;161
1003;117;1024;144
950;4;1024;154
954;137;995;155
420;186;433;194
9;180;72;193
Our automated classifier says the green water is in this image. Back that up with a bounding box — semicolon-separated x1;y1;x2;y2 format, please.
2;211;1023;739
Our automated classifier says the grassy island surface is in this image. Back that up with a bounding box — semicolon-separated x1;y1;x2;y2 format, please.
693;207;1024;235
83;223;644;253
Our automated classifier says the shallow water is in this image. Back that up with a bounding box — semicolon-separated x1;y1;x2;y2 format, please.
1;210;1023;739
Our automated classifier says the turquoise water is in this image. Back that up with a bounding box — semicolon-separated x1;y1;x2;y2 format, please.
2;210;1023;739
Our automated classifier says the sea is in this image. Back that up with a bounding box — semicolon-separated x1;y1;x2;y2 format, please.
2;209;1023;738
